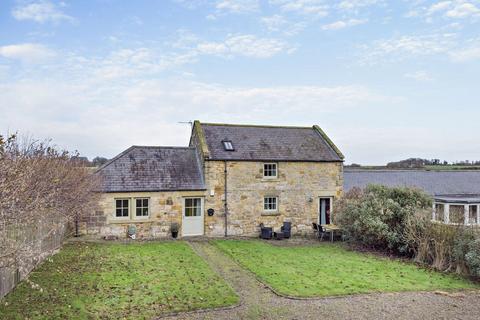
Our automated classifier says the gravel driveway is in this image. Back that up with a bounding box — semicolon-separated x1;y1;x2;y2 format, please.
160;241;480;320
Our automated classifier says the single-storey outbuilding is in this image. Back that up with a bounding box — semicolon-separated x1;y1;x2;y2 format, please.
344;169;480;225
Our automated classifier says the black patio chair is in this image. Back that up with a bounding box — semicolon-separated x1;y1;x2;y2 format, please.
319;224;332;242
281;221;291;239
259;223;273;240
312;222;320;238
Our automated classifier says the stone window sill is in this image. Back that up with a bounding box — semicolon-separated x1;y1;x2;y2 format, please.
261;212;281;216
261;178;280;182
108;218;153;224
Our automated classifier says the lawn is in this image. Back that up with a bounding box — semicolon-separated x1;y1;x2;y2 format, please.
0;242;238;319
213;240;478;298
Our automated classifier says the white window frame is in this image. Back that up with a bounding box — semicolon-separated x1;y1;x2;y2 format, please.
222;140;234;151
184;197;203;217
263;196;278;212
134;197;150;219
263;163;278;179
114;198;130;219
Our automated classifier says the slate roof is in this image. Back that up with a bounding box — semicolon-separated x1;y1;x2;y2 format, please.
344;169;480;196
96;146;205;192
199;123;343;162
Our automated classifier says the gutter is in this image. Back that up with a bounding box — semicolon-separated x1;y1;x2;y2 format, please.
224;160;228;237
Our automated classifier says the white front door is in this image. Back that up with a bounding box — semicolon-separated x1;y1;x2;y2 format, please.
182;197;204;236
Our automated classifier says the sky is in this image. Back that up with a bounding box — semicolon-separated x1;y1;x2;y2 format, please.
1;0;480;165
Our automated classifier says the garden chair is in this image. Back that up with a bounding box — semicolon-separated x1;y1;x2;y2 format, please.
281;221;291;239
259;223;273;240
312;222;320;238
319;224;333;242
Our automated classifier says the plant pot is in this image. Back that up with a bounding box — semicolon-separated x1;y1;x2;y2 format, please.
171;231;178;238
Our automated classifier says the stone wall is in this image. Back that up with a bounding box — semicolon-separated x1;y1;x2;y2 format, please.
87;161;342;239
203;160;343;237
82;190;205;238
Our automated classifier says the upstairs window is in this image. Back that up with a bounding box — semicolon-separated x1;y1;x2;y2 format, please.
222;140;234;151
115;199;129;218
263;163;277;178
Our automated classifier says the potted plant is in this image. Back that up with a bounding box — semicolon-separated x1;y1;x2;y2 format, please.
170;222;179;238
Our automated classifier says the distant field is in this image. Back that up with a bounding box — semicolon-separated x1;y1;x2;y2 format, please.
346;165;480;171
425;165;480;171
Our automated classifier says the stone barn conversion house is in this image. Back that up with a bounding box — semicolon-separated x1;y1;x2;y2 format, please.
84;121;344;238
345;169;480;226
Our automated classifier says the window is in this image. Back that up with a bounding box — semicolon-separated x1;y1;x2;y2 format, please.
185;198;202;217
115;199;129;218
263;163;277;178
136;198;149;217
264;197;278;212
222;140;234;151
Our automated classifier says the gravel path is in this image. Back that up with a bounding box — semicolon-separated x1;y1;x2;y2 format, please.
161;241;480;320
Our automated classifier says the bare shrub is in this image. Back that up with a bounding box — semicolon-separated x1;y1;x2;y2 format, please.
0;134;99;271
405;210;480;276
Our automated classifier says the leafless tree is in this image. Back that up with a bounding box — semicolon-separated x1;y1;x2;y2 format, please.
0;134;99;271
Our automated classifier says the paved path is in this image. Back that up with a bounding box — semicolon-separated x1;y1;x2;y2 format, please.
162;241;480;320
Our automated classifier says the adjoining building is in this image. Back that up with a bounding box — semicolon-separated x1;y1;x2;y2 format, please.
83;121;344;238
344;169;480;225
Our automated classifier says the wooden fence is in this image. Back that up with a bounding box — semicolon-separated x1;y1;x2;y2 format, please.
0;216;68;298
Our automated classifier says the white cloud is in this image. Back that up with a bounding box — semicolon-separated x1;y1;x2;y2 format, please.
197;34;295;58
415;1;480;20
450;44;480;61
322;19;367;30
0;76;394;158
261;14;287;31
445;2;480;18
215;0;259;13
0;43;56;63
428;1;453;14
404;71;434;81
338;0;382;10
12;1;74;24
360;32;480;64
360;33;457;63
270;0;329;17
261;15;306;36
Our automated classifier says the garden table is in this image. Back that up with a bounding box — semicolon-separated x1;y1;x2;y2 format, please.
324;224;342;242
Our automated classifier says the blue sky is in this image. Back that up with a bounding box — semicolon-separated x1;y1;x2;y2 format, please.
1;0;480;164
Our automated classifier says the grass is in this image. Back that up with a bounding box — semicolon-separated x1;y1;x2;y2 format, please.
213;240;478;298
0;242;238;319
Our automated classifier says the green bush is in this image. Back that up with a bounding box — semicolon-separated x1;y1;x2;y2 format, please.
465;239;480;277
453;229;476;273
335;185;432;254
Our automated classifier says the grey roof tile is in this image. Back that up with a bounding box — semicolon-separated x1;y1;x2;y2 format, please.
96;146;205;192
344;169;480;196
201;123;342;162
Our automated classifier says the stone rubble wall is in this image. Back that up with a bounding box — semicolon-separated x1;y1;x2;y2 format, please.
86;160;343;239
204;161;343;237
81;191;205;239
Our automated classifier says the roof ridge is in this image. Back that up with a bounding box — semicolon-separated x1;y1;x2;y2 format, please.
131;145;194;149
201;122;313;129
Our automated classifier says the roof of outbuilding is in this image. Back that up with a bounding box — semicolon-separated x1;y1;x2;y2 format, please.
197;122;343;162
96;146;205;192
344;169;480;196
